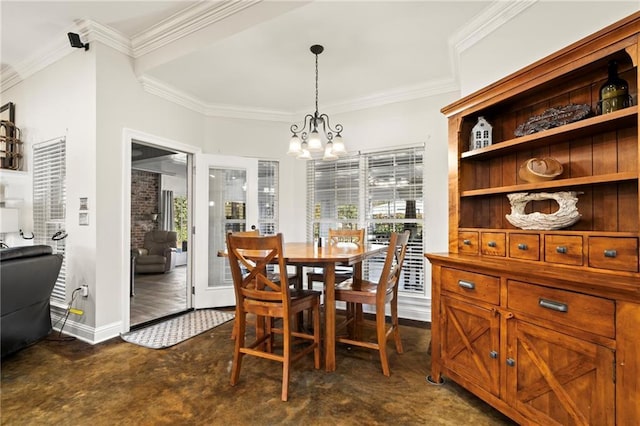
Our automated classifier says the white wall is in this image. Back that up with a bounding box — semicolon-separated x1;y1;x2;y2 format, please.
1;47;98;337
459;2;640;96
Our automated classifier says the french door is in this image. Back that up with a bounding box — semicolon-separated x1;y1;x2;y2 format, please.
194;154;258;308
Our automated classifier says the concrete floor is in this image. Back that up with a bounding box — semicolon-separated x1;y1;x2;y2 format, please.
1;317;516;425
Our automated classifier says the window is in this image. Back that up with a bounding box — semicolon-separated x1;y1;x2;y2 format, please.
33;137;66;301
306;156;361;239
258;160;278;235
174;195;188;248
365;148;424;293
307;146;424;294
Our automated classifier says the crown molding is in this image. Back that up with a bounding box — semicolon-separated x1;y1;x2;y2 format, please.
313;78;461;116
2;0;529;118
0;31;73;93
131;0;262;57
139;75;206;115
0;19;127;93
139;75;292;121
86;19;132;57
141;73;460;121
451;0;537;54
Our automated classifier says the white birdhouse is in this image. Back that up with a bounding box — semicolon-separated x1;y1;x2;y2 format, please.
470;116;492;150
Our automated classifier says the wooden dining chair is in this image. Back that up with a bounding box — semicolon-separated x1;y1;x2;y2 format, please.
226;232;321;402
334;230;410;376
306;228;365;326
228;229;301;340
306;228;365;290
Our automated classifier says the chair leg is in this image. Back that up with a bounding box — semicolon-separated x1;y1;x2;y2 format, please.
376;306;390;377
230;313;246;386
391;297;403;354
230;318;237;340
281;321;291;402
313;302;321;369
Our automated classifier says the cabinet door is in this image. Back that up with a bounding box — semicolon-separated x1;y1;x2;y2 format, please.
440;296;500;396
506;320;615;426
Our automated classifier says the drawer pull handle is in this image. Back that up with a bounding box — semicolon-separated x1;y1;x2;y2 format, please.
489;351;498;359
604;249;617;258
539;298;568;313
463;239;471;246
556;246;567;254
458;280;476;290
517;243;528;251
506;358;516;367
488;241;497;247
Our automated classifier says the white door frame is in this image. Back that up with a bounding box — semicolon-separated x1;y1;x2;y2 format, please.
121;128;201;332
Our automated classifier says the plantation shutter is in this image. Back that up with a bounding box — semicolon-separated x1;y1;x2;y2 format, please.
33;137;67;301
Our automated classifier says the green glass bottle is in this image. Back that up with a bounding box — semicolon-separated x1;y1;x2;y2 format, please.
599;60;630;114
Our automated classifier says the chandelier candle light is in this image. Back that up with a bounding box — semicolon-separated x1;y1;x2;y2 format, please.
287;44;347;161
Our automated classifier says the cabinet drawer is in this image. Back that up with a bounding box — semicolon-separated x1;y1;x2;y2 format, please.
588;237;639;272
507;280;615;338
481;232;506;257
458;231;479;255
544;235;583;266
509;234;540;261
441;267;499;305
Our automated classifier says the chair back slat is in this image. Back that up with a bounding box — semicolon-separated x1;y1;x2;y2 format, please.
328;228;365;246
227;233;290;312
378;230;410;299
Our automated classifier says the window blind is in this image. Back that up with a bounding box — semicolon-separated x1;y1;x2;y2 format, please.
258;160;278;235
306;156;361;240
364;147;424;294
33;137;67;301
307;146;424;294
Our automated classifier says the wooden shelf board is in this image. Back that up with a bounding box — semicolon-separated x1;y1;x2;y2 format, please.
461;172;638;197
461;106;638;160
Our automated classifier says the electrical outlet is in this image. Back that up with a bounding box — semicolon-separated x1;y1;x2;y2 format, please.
81;284;89;297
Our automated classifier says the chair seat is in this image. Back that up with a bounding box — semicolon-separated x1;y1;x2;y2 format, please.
335;279;384;295
335;279;393;304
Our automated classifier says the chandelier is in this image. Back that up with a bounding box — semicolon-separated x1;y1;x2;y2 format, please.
287;44;346;161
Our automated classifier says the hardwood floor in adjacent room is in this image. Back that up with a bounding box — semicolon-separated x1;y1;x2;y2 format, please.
130;266;188;326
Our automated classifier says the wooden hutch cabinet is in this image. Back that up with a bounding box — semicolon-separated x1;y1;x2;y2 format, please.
426;13;640;426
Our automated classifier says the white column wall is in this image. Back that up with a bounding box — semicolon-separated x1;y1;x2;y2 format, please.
94;43;205;337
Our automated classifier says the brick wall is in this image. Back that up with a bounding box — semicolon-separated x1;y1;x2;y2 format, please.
131;170;160;248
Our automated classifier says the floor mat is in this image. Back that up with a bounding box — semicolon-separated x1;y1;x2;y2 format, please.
120;309;234;349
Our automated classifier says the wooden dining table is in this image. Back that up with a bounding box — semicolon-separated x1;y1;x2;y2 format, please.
281;241;387;372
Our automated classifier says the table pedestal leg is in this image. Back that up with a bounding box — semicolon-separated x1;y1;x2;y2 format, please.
324;262;336;372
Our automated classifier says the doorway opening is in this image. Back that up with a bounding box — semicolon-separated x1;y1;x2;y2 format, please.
130;141;191;327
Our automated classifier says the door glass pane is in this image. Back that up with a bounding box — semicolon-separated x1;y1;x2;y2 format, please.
208;167;246;288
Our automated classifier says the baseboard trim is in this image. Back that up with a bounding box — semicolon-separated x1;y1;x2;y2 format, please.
51;313;122;344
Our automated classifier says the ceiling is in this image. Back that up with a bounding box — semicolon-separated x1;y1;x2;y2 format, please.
1;0;501;118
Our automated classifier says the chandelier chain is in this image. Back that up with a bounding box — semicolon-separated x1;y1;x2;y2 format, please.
315;52;319;114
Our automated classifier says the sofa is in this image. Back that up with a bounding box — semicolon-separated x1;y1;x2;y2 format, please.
131;230;177;274
1;245;63;358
